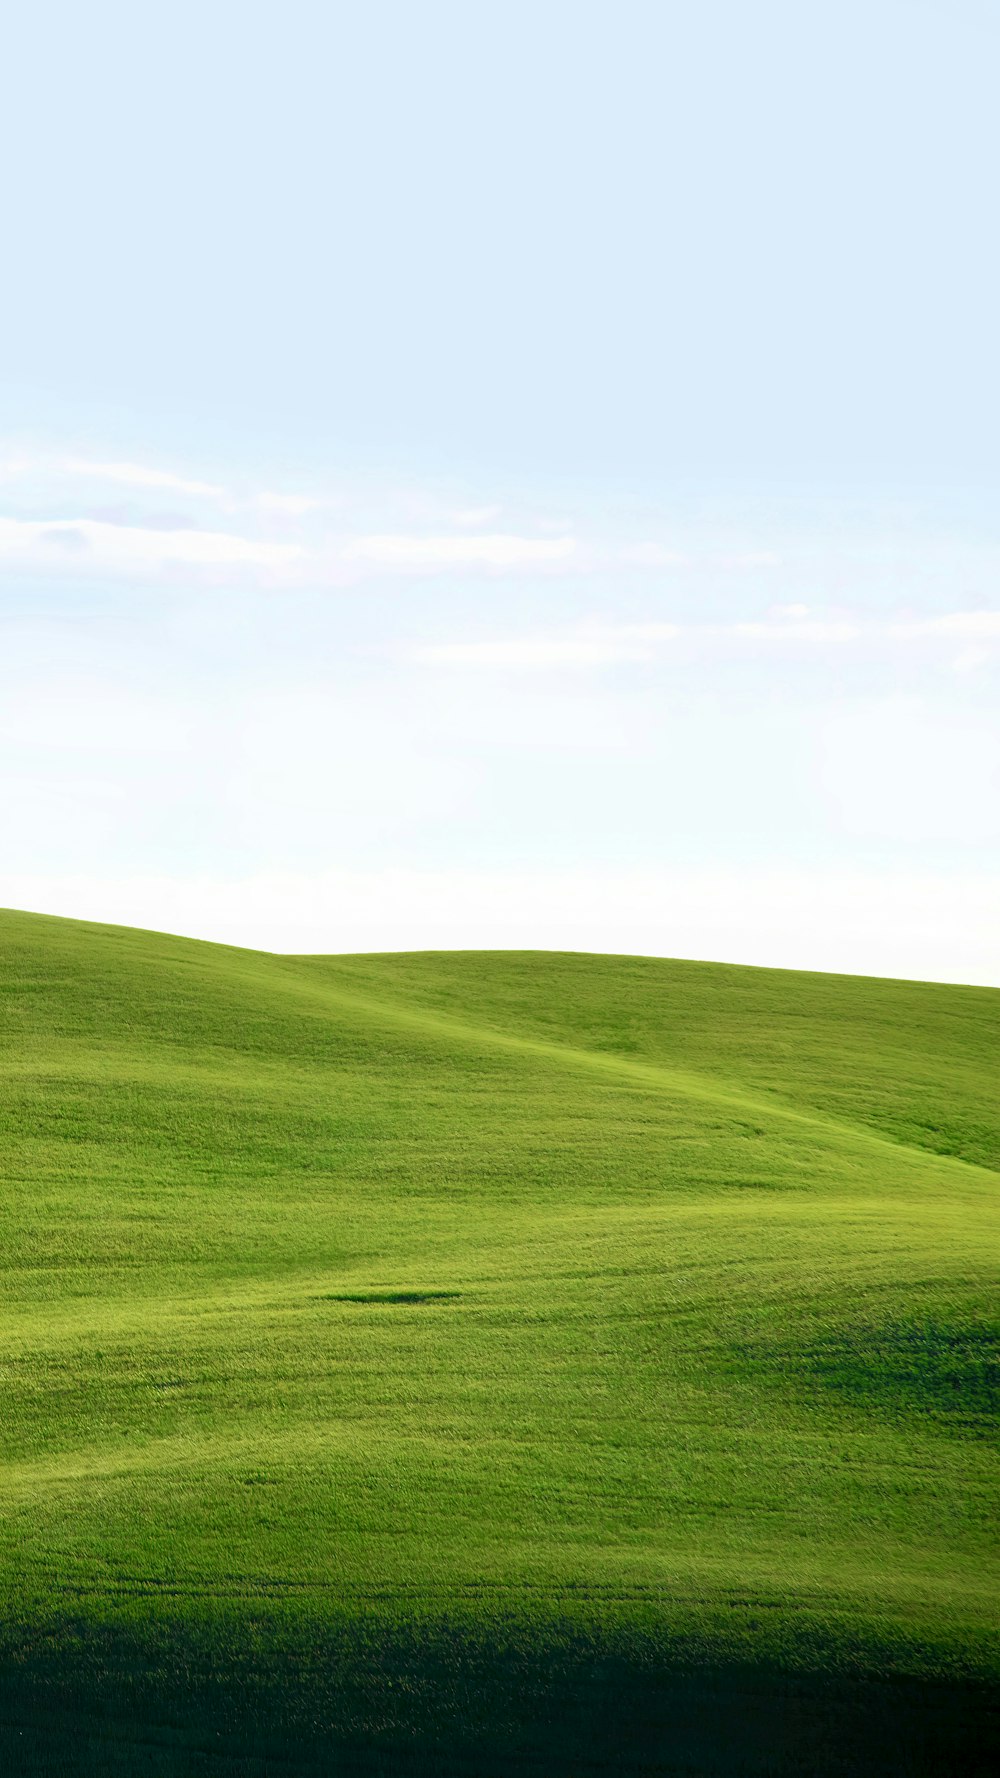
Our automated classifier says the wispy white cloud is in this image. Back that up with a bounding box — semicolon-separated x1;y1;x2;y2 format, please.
952;647;995;674
59;457;225;499
417;625;679;668
620;544;781;570
452;505;503;528
0;507;581;582
620;543;691;568
254;490;342;517
415;610;1000;668
732;617;863;642
0;449;352;520
743;607;1000;646
0;516;301;571
343;533;577;570
888;611;1000;640
718;550;783;570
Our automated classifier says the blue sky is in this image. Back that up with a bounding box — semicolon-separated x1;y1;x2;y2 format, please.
2;2;998;981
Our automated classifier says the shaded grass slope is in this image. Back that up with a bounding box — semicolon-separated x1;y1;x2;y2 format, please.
0;909;997;1774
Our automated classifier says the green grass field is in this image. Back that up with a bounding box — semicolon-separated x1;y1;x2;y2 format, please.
0;908;997;1775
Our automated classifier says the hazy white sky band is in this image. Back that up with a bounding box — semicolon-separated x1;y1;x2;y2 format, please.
2;443;997;987
3;869;998;988
1;495;998;666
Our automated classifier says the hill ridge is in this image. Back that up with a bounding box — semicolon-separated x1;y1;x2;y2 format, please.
1;906;997;1774
252;951;1000;1181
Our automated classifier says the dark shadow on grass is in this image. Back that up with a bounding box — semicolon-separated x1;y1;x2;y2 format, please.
771;1315;1000;1436
315;1290;463;1305
0;1607;995;1777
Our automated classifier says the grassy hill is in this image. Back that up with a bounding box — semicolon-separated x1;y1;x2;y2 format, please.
0;908;996;1775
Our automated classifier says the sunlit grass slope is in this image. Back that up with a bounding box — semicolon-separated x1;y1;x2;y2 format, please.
0;909;997;1775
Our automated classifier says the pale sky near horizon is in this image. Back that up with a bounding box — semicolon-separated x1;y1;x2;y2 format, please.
2;2;998;984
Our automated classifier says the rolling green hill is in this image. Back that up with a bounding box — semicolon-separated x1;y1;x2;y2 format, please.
0;908;997;1775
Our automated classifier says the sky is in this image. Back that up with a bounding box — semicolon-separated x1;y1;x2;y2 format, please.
1;1;998;983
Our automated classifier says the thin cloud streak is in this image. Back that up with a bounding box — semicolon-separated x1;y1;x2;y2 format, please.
732;619;864;643
61;458;225;499
0;512;575;581
418;625;680;667
889;612;1000;640
0;516;302;570
343;533;578;569
0;454;225;499
620;545;782;570
415;613;1000;667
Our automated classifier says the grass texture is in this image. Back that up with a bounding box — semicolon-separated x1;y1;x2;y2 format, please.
0;908;997;1774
